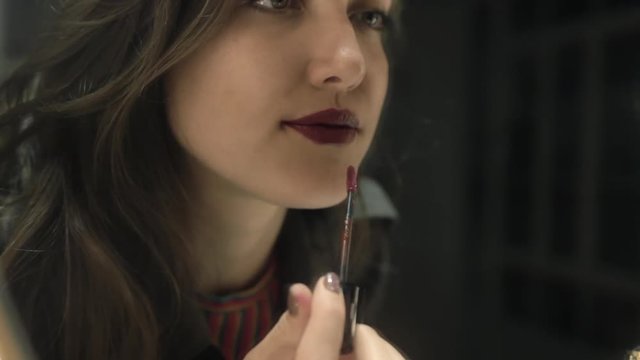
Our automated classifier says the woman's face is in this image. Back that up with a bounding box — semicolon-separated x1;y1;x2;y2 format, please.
165;0;392;208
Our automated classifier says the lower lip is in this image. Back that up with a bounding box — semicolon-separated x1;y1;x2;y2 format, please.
284;124;357;145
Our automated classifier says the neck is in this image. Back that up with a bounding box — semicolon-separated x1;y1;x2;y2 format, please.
184;161;287;295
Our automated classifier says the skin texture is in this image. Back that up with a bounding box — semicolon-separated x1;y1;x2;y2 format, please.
164;0;403;358
164;0;391;294
164;0;389;210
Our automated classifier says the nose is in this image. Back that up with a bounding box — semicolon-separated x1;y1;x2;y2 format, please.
305;15;366;93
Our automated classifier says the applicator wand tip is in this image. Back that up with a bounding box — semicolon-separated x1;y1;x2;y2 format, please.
346;165;358;192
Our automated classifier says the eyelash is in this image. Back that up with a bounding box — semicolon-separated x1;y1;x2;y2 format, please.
352;10;391;31
248;0;392;32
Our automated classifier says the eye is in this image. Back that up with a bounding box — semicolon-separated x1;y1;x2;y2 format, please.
251;0;302;11
352;10;390;31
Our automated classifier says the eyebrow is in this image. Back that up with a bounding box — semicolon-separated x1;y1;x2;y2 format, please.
352;0;395;9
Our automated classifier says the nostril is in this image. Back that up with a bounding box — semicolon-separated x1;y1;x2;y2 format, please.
325;76;340;83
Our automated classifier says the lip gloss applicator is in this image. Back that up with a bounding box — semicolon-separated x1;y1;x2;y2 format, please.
340;165;357;281
339;165;360;354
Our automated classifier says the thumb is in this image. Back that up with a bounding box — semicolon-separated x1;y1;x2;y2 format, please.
244;283;312;360
296;273;346;360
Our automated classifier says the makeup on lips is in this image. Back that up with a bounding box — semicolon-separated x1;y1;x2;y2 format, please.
281;108;360;145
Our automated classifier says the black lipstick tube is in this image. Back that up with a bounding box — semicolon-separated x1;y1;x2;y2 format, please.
340;282;360;354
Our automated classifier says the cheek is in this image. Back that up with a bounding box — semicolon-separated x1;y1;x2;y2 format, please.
164;45;264;145
366;52;390;121
373;48;390;97
361;39;390;97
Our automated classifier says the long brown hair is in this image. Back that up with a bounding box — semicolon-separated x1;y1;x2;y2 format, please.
0;0;403;359
0;1;241;358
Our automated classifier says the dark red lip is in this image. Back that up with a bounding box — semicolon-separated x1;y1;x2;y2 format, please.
281;108;360;145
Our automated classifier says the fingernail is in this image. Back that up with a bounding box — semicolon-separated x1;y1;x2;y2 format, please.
287;287;298;316
324;272;341;293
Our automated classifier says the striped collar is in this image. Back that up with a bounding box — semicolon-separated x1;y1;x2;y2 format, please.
197;256;281;360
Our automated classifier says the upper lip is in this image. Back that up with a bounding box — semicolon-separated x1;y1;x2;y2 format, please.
282;108;360;129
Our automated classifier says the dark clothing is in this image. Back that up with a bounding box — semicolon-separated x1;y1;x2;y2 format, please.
192;346;225;360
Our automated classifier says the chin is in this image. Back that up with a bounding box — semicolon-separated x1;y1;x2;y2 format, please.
281;187;348;210
264;176;349;210
290;192;347;210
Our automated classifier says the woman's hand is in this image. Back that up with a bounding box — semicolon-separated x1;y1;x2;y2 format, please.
244;273;405;360
340;324;406;360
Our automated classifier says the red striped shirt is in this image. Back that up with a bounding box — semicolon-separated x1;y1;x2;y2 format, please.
198;258;281;360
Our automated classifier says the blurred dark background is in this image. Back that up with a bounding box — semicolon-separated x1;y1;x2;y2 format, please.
371;0;640;359
3;0;640;359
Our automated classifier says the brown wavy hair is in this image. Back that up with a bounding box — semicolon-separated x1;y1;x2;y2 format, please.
0;1;242;358
0;0;403;359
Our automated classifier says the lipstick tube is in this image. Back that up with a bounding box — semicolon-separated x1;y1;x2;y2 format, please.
340;282;360;354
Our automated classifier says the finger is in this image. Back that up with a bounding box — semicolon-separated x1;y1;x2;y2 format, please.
268;283;313;342
244;284;312;360
350;324;407;360
349;324;380;358
368;325;408;359
281;283;313;333
296;272;345;360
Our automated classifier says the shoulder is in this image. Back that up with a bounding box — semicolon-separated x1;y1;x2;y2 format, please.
354;176;399;222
